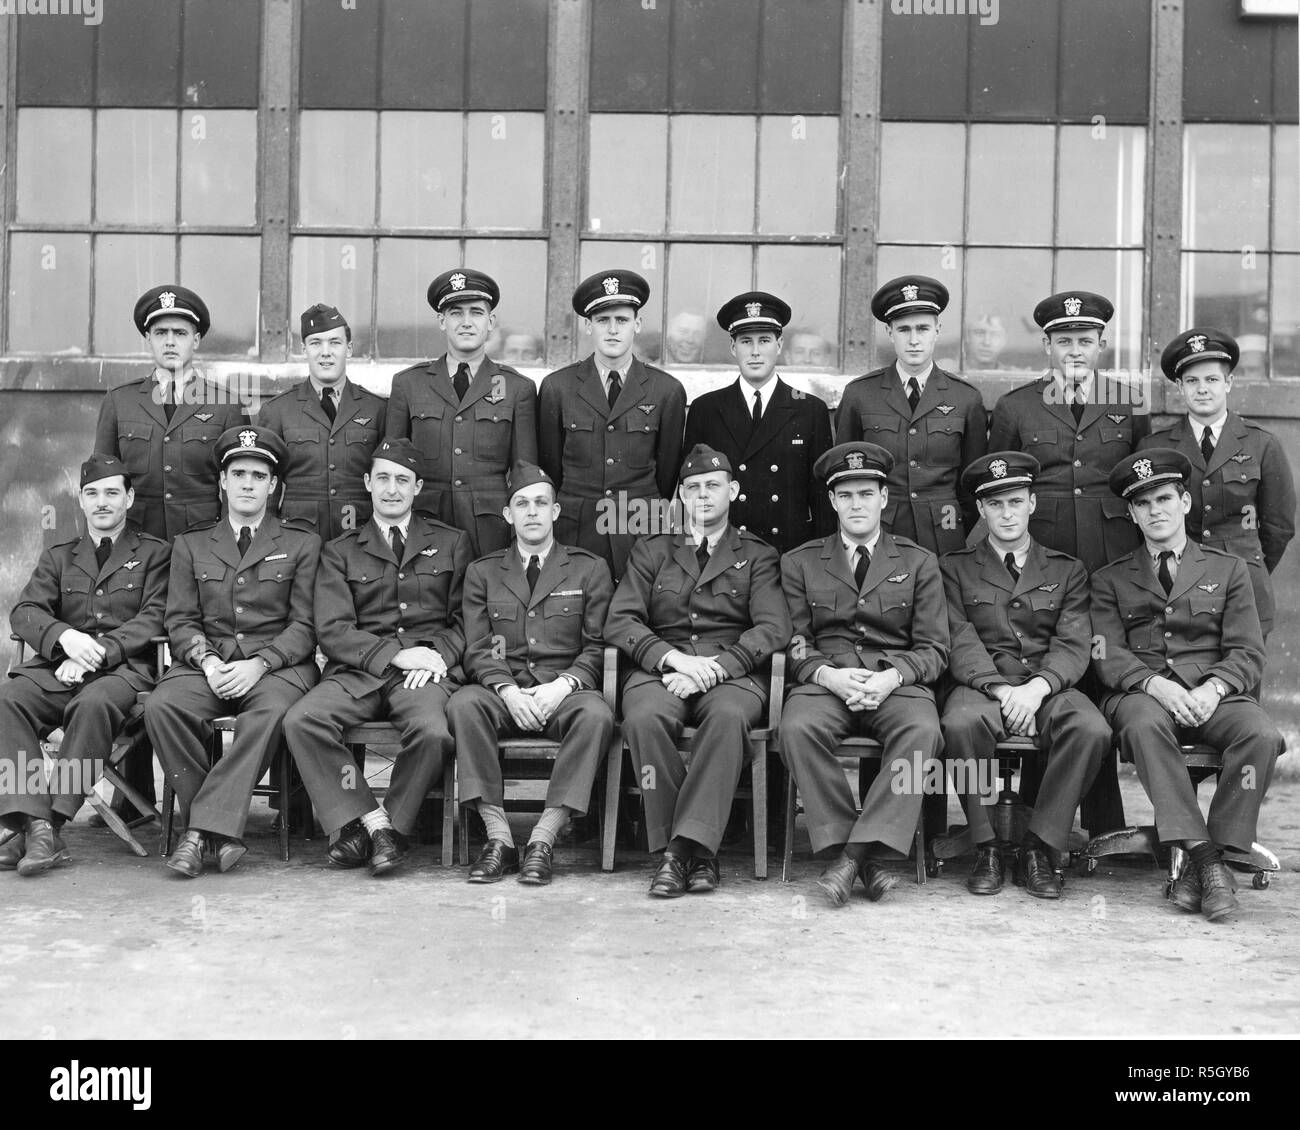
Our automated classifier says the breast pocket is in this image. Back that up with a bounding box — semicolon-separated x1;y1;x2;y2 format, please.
256;560;295;585
1024;426;1058;453
194;560;227;586
409;402;446;455
105;572;144;621
60;575;92;622
180;423;219;476
807;588;839;633
1189;593;1223;618
542;595;581;649
562;414;597;469
711;568;752;602
413;557;449;606
473;401;514;463
877;587;913;623
1221;461;1262;512
624;412;660;469
1027;591;1060;617
925;415;966;464
1117;601;1154;648
858;414;901;457
1097;424;1132;455
117;423;155;477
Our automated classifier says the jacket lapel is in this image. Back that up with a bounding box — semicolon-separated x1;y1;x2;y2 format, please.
72;534;102;580
819;534;858;597
357;520;392;566
719;380;754;453
1166;541;1207;604
100;527;144;580
698;526;743;587
527;543;570;609
608;360;647;421
860;532;903;594
742;379;793;459
1012;541;1048;597
1041;374;1078;431
1127;549;1168;600
241;516;281;567
976;539;1015;594
460;359;505;410
298;380;336;432
137;377;169;427
884;365;915;420
499;546;533;608
1206;414;1248;477
577;357;612;420
428;358;460;409
208;522;243;570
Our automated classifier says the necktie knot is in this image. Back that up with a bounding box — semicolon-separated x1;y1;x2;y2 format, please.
1157;549;1174;594
695;540;710;572
389;525;405;560
237;526;252;556
607;370;622;410
1070;379;1085;424
453;362;471;401
526;554;541;593
853;545;870;589
752;388;763;423
1201;426;1215;462
906;377;920;412
1003;551;1020;582
320;386;337;422
95;537;112;569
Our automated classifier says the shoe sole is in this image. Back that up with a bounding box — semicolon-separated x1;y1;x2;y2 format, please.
517;872;551;886
327;855;368;869
165;859;201;878
1202;902;1238;922
467;867;518;884
648;886;687;898
1023;886;1061;900
863;876;898;902
815;877;853;907
686;882;718;893
368;856;405;876
218;845;247;874
968;884;1003;896
16;850;70;877
1170;891;1201;913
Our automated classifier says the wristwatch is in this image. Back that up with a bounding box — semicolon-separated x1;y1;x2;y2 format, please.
260;656;273;671
1208;678;1228;698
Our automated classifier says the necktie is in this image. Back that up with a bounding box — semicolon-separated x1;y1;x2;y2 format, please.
853;546;870;589
1201;426;1215;463
526;554;540;594
752;389;763;424
453;362;470;402
163;378;176;424
321;387;337;423
906;378;920;412
696;541;710;573
607;370;622;410
1003;551;1020;583
1157;550;1174;594
95;537;112;570
1070;381;1084;425
237;526;252;557
389;525;405;562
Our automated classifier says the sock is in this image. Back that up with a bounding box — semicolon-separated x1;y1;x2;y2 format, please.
666;835;699;859
475;801;513;847
842;842;870;865
1188;840;1219;870
528;806;570;848
50;814;66;832
360;807;392;835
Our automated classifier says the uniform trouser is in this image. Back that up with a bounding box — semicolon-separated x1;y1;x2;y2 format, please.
144;671;304;840
556;495;650;582
447;685;613;814
940;686;1110;851
0;672;137;826
780;683;941;855
420;485;511;559
621;676;764;855
1106;693;1282;853
284;673;455;837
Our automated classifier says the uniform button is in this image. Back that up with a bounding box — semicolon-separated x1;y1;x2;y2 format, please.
770;464;778;473
607;425;614;433
695;586;702;593
909;428;917;435
96;588;104;596
96;611;104;619
1012;601;1021;608
770;528;778;534
858;598;865;605
329;437;336;445
400;602;408;610
738;494;747;502
237;577;246;585
1015;631;1022;638
164;435;172;442
1203;479;1211;487
1076;434;1084;441
330;488;336;495
690;634;699;642
910;460;918;467
528;610;536;617
398;572;405;579
126;583;133;589
1204;504;1212;511
454;447;463;455
329;464;336;471
1073;488;1081;496
1165;607;1173;614
1073;460;1082;467
455;480;463;486
455;416;463;423
164;492;173;500
528;660;536;667
856;643;863;650
910;492;918;499
397;626;405;633
529;637;537;645
236;632;244;640
606;458;614;465
739;525;746;531
738;464;747;472
1165;631;1172;638
605;489;613;497
163;465;172;472
771;494;779;502
1202;530;1211;538
690;612;698;619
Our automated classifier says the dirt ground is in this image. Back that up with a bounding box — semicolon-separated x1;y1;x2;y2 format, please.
1;767;1296;1040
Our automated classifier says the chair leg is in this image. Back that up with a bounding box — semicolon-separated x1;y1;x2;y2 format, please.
601;738;623;872
87;779;148;857
441;759;455;868
1168;843;1186;896
913;809;926;886
278;747;291;863
160;782;175;857
781;769;797;883
751;741;768;880
101;763;162;826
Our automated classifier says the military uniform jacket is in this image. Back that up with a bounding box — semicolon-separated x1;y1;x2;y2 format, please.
1140;412;1295;630
386;356;536;515
940;538;1092;696
462;543;614;691
604;525;790;684
989;374;1151;571
684;377;834;555
94;374;247;538
256;378;387;541
835;364;988;553
316;513;471;696
781;531;950;687
9;524;170;694
1089;541;1264;697
165;517;321;692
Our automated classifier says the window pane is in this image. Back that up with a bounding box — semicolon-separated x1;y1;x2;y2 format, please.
758;116;839;235
1181;252;1269;349
663;243;751;365
298;112;377;227
671;0;759;112
760;0;842;114
579;241;665;362
874;245;965;372
588;115;668;234
181;110;257;225
8;234;91;354
1184;0;1277;122
590;0;670;112
1057;125;1145;247
669;116;756;235
380;0;466;110
968;2;1059;120
1270;254;1299;379
968;124;1054;245
93;235;176;356
98;0;180;106
16;17;93;106
380;112;464;228
1054;250;1146;375
877;123;964;244
465;240;549;363
180;236;261;359
183;0;261;108
1183;125;1269;251
16;109;92;224
756;245;841;369
1060;0;1149;123
963;248;1053;372
467;0;548;110
465;113;545;230
881;6;968;120
95;110;177;225
292;238;375;356
1274;126;1299;253
375;238;460;360
299;0;378;108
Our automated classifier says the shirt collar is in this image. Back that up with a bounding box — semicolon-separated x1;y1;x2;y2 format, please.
899;362;934;389
841;529;881;559
517;539;555;568
1192;412;1228;441
1149;537;1187;564
228;518;260;540
989;536;1031;569
690;524;728;552
308;376;345;400
602;365;628;388
740;373;780;408
375;516;409;542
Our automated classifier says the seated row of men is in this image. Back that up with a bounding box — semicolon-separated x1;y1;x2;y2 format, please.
1;423;1282;922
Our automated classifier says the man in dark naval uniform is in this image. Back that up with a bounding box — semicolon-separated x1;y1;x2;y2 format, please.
1141;328;1295;639
386;269;537;557
835;275;987;555
683;291;833;556
538;270;687;580
257;303;387;541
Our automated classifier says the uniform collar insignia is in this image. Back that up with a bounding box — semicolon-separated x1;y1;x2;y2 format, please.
121;560;139;570
936;404;954;415
1198;582;1220;593
887;572;909;583
195;412;213;422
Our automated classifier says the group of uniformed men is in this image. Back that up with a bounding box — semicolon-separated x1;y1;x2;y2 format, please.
0;267;1292;923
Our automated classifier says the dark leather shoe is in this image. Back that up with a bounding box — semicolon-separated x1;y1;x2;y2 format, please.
815;854;860;907
686;855;720;893
0;832;25;871
648;851;689;898
1170;859;1202;912
860;860;898;902
1199;859;1240;922
468;839;518;883
166;830;205;878
328;821;372;869
1016;845;1060;899
967;844;1004;895
518;841;553;886
216;837;247;874
368;826;407;876
16;819;70;877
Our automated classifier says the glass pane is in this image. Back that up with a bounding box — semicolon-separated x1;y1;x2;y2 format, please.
298;111;377;227
758;115;839;236
968;1;1059;120
379;0;465;109
759;0;842;114
580;241;666;364
465;240;549;363
662;243;751;365
93;235;177;356
873;245;965;372
16;109;92;224
379;112;464;228
299;0;378;108
375;238;461;360
968;124;1054;245
1057;125;1145;247
1268;254;1299;380
180;236;261;359
180;110;257;225
183;0;261;108
877;123;964;244
755;245;841;369
669;116;756;235
292;237;375;356
467;0;548;110
1054;250;1146;375
590;0;670;112
963;248;1053;373
1274;126;1299;253
588;115;668;234
8;234;91;355
1180;251;1270;353
1183;124;1269;251
465;112;545;230
671;0;759;113
16;16;93;106
95;110;177;225
97;0;180;106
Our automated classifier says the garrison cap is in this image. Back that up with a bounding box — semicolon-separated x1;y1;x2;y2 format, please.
871;275;948;323
573;270;650;317
1109;448;1193;500
301;303;351;342
1160;328;1239;381
371;437;422;475
80;453;131;490
962;451;1040;500
815;442;894;487
1034;291;1113;334
678;444;733;482
427;268;500;312
716;291;792;337
134;285;210;338
506;460;556;502
216;426;288;477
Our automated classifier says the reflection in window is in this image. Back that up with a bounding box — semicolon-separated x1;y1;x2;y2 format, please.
873;245;967;372
465;113;545;231
1180;252;1269;360
757;116;839;236
95;110;177;226
669;117;756;235
8;233;91;355
375;237;461;360
1057;126;1145;247
968;124;1054;245
1271;255;1299;379
663;243;751;365
579;241;666;362
877;123;965;244
16;109;92;224
1183;125;1269;251
93;235;176;356
299;112;377;227
464;239;548;360
380;113;465;229
180;237;261;359
292;238;376;355
958;248;1049;374
1273;126;1298;254
756;245;841;367
588;116;668;234
180;110;258;226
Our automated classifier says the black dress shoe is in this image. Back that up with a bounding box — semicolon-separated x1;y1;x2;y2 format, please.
0;832;25;871
1198;859;1239;922
216;837;247;874
166;830;205;878
1170;859;1202;912
815;853;859;907
368;826;407;876
16;819;70;877
468;839;519;883
1015;845;1060;899
648;851;689;898
686;855;720;893
967;844;1004;895
518;841;553;886
328;821;372;869
859;860;898;902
